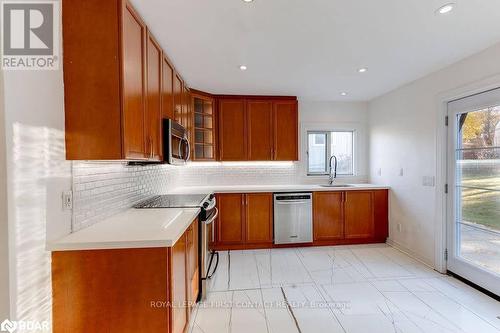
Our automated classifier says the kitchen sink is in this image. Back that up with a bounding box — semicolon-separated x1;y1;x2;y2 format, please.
319;184;355;188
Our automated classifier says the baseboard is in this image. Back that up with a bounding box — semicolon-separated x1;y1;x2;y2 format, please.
386;238;439;272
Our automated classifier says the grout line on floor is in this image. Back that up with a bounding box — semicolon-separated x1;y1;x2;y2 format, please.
280;287;302;333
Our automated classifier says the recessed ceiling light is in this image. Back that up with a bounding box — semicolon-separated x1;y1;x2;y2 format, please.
358;67;368;73
340;92;348;96
239;65;247;71
437;3;455;14
242;0;254;2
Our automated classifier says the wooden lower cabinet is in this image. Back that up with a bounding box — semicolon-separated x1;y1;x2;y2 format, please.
186;219;199;311
52;219;199;333
217;193;245;244
246;193;273;245
215;193;273;249
313;192;344;242
313;190;388;245
344;191;375;239
171;231;187;333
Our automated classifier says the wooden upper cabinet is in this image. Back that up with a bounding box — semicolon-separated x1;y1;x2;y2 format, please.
162;57;174;120
216;97;298;162
173;74;183;124
247;101;273;160
171;233;187;333
245;193;273;244
121;1;147;159
183;85;194;151
218;100;247;161
145;31;162;161
273;100;298;161
192;92;216;161
63;0;123;160
313;192;344;241
63;0;189;160
344;191;375;239
216;193;245;244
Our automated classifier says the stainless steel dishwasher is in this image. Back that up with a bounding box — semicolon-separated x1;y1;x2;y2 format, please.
274;193;313;244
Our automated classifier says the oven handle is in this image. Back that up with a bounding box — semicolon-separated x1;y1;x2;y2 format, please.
205;198;217;211
204;208;218;225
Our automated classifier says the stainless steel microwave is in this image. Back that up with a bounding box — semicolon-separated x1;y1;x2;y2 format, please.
163;119;190;165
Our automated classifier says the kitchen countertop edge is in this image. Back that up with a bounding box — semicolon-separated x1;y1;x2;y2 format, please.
47;207;201;252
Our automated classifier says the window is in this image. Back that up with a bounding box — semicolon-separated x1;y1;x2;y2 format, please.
307;131;354;175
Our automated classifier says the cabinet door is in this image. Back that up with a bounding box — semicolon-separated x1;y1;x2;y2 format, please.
162;57;174;120
344;191;375;239
245;193;273;244
247;101;273;160
145;31;162;161
313;192;344;241
273;101;298;161
171;233;187;333
186;220;199;310
217;193;245;244
173;73;183;124
122;2;147;159
218;99;247;161
183;85;194;158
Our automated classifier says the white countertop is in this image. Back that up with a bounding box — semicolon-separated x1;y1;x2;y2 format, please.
48;207;200;251
170;183;390;194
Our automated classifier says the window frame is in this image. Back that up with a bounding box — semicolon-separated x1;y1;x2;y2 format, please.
306;130;355;176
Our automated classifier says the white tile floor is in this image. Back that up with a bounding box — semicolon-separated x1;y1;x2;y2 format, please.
189;244;500;333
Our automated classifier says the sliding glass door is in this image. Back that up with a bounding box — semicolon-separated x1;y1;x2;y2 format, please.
447;88;500;296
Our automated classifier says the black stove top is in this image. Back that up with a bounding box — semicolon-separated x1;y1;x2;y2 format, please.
134;194;212;209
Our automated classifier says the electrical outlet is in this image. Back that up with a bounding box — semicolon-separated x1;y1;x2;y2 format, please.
377;168;382;176
62;191;73;210
397;223;402;232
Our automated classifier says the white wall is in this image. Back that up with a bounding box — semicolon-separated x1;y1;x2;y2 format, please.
0;70;10;319
369;42;500;267
3;66;71;324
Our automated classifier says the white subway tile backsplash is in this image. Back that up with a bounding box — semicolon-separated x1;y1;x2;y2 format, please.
71;162;181;231
180;162;301;186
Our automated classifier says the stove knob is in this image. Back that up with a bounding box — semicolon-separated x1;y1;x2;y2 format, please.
203;202;210;209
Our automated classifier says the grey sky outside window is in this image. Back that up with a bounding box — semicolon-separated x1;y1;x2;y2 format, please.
307;131;354;176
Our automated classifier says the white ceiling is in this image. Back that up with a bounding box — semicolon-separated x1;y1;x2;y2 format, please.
131;0;500;101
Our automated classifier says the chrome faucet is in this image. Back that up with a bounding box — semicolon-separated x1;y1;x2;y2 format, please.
328;155;338;185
